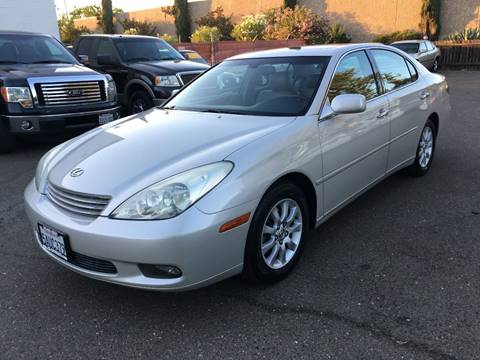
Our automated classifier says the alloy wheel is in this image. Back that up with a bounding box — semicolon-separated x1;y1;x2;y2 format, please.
261;198;303;270
418;126;434;168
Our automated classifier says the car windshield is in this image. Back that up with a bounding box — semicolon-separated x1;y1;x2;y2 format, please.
391;43;420;54
113;38;184;62
163;56;330;116
0;34;78;64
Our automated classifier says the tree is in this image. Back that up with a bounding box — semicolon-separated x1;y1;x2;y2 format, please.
174;0;191;42
231;15;266;41
283;0;297;9
120;18;157;36
102;0;114;34
420;0;441;40
195;7;233;40
191;26;221;43
58;14;91;44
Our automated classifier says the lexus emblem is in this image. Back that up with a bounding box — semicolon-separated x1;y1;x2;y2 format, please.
67;89;84;97
70;168;84;177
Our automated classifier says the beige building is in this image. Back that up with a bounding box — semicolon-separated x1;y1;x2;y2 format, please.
74;0;480;42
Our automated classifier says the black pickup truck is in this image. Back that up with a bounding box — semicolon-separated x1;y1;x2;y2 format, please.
0;31;121;153
74;35;209;114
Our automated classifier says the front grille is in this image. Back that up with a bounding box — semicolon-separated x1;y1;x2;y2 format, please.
36;81;106;106
69;251;117;274
178;72;202;85
46;183;110;217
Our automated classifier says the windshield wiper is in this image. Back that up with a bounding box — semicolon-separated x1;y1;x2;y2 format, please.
162;105;176;110
198;109;245;115
126;57;155;62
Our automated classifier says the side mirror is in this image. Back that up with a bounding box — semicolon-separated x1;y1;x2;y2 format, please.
78;54;89;65
330;94;366;114
97;55;118;66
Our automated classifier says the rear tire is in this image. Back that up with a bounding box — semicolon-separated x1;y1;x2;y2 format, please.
0;120;16;154
128;90;154;114
408;118;436;177
243;182;310;283
431;57;439;72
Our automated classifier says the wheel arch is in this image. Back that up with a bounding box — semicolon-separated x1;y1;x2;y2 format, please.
125;79;155;102
263;172;318;230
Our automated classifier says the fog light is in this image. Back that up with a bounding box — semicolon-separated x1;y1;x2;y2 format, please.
138;264;182;279
20;120;33;131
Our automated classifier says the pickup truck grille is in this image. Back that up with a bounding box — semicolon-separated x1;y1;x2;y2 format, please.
46;183;110;217
36;81;106;106
178;72;202;85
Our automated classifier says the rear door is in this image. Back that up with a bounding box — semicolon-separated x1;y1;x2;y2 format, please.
369;49;427;171
91;38;128;94
319;50;390;214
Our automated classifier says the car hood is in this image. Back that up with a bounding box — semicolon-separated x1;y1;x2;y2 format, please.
48;109;294;200
128;60;209;74
0;63;100;80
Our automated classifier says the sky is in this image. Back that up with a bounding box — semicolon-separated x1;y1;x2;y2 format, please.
54;0;173;15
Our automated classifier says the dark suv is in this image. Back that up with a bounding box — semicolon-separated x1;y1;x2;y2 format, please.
0;31;120;153
74;35;210;114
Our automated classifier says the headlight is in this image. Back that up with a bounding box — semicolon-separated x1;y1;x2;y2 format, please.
111;162;233;220
1;86;33;108
155;75;180;87
107;79;117;102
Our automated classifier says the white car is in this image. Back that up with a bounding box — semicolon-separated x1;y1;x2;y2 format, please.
25;44;451;291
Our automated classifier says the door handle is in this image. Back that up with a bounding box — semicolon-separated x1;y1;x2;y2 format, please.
377;109;389;118
420;91;430;100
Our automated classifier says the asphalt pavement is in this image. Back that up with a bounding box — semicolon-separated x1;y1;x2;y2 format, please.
0;71;479;360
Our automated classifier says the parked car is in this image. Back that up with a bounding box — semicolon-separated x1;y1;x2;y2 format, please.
74;35;210;114
0;31;121;153
391;40;441;72
25;44;450;291
178;49;209;64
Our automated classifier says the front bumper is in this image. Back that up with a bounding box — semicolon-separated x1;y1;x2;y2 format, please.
4;106;121;134
24;181;253;291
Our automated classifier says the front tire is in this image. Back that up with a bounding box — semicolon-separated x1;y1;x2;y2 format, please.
431;57;439;72
244;182;310;283
128;90;154;114
408;118;436;176
0;120;16;154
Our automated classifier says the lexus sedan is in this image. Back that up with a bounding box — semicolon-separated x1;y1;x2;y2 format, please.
25;44;450;291
391;40;441;72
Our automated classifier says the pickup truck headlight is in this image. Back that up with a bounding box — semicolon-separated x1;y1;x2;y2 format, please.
155;75;180;87
1;86;33;108
111;162;233;220
106;77;117;102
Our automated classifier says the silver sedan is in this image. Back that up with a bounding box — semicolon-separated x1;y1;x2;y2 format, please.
24;44;451;290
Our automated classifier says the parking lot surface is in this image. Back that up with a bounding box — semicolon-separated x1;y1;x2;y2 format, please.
0;71;479;360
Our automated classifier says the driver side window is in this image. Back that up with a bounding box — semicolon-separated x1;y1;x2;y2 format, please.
328;51;378;101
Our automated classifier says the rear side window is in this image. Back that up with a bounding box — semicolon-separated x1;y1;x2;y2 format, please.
371;50;413;92
406;60;418;81
419;42;428;52
97;39;115;57
426;41;434;51
76;38;94;56
328;50;378;101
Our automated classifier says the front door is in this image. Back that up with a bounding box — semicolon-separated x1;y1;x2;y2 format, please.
318;50;390;215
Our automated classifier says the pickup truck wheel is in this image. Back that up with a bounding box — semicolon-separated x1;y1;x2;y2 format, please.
128;90;154;114
243;182;310;283
0;121;16;154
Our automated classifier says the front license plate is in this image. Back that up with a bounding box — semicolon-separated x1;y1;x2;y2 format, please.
98;113;114;125
38;224;68;261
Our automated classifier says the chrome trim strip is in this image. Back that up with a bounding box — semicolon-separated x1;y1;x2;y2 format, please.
5;106;121;119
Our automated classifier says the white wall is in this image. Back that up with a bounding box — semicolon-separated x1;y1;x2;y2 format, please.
0;0;59;38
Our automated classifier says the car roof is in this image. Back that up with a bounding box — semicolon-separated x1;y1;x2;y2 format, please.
391;40;426;44
0;30;51;37
79;34;161;40
228;43;391;60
